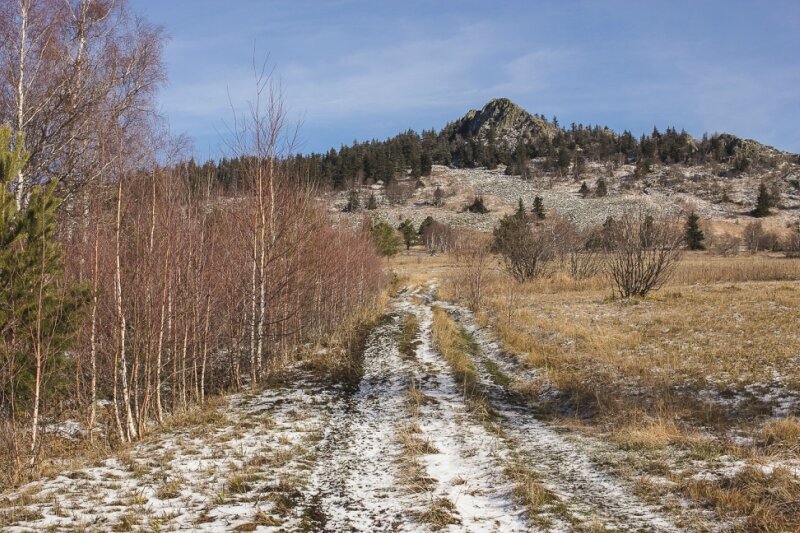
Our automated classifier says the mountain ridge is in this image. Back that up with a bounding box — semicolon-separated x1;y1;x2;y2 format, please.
445;97;793;157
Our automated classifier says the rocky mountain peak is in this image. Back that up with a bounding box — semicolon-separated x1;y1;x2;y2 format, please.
445;98;558;148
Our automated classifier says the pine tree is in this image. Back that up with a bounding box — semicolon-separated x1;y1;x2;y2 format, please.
398;219;417;250
752;182;772;218
556;147;571;176
532;196;545;220
685;211;705;250
0;127;88;452
465;197;489;214
343;189;360;212
595;178;608;197
420;153;433;176
634;159;651;178
572;153;586;180
579;181;590;198
369;221;401;258
418;216;434;235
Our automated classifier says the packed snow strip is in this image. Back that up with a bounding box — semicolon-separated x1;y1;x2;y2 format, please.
291;313;417;532
396;294;531;532
435;296;682;532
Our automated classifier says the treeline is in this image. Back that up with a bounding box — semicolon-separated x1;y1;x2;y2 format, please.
170;118;793;194
0;0;384;486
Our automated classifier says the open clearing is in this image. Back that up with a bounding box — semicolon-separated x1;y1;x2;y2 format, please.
2;285;683;532
2;252;799;532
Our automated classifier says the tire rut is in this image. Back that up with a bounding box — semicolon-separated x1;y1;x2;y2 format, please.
397;293;531;532
435;294;682;532
295;313;415;532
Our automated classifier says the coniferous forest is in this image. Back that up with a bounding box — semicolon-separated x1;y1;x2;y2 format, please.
173;111;796;194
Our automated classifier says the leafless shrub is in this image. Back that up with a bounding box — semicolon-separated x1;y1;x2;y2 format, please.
492;215;555;282
712;233;742;256
605;211;684;298
743;221;781;253
385;179;413;206
784;229;800;258
452;231;492;310
548;215;604;279
421;220;455;255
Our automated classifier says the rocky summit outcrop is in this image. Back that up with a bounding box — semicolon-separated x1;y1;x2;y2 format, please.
441;97;559;149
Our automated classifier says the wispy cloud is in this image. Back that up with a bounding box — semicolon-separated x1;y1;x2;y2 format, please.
136;0;800;154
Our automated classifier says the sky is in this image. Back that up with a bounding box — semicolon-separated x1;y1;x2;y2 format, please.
130;0;800;158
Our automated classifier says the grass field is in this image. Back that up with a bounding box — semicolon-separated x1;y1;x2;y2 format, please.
394;249;800;531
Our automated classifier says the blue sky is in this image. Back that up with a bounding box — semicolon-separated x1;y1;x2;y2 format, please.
131;0;800;157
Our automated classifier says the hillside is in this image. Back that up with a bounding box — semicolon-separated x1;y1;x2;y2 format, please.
326;99;800;245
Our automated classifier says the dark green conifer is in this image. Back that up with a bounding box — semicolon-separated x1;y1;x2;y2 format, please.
595;178;608;197
752;182;772;218
532;196;545;220
685;211;705;250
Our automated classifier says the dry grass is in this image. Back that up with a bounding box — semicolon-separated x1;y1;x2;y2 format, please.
471;269;800;431
674;253;800;284
683;465;800;532
760;417;800;451
416;497;460;529
504;462;557;512
155;479;183;500
399;423;439;456
430;307;478;393
399;313;421;359
430;307;495;422
403;246;800;529
397;380;438;496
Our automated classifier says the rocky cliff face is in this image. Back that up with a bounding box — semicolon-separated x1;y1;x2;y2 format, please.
442;98;559;149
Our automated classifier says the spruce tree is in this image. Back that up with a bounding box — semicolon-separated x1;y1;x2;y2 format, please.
572;153;586;180
595;178;608;197
515;198;527;220
420;153;433;176
685;211;705;250
366;192;377;210
398;219;417;250
532;196;545;220
418;216;434;235
343;189;360;212
579;181;590;198
465;197;489;214
556;147;571;176
752;182;772;218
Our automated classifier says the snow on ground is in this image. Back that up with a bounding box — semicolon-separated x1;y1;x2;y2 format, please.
396;292;530;532
2;286;702;532
288;315;415;531
435;295;681;532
